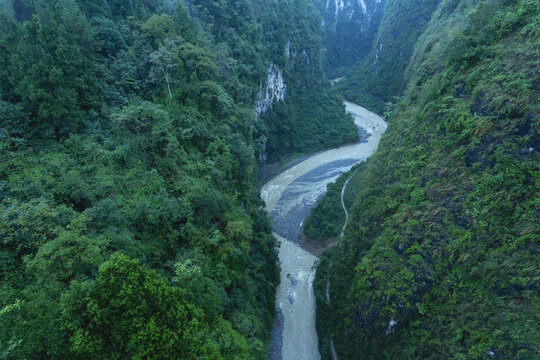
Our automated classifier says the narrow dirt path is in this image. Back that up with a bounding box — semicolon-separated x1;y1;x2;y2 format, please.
327;168;359;360
339;168;359;240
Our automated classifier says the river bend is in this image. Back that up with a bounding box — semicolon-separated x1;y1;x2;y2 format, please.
262;102;387;360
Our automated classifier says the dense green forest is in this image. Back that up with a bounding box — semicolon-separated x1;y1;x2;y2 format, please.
183;0;359;160
2;0;538;358
311;0;539;358
255;0;359;159
0;0;358;358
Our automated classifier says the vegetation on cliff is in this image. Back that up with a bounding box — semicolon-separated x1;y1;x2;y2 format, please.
0;0;357;358
312;0;539;358
339;0;440;113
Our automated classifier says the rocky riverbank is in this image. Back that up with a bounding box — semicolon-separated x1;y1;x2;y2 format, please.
261;101;387;360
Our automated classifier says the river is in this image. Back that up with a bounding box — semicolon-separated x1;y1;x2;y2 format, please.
262;101;387;360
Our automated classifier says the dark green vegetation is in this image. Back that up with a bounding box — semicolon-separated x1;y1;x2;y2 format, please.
316;0;386;79
313;0;540;358
304;172;348;241
304;163;366;241
256;1;359;160
339;0;440;113
182;0;359;161
0;0;357;358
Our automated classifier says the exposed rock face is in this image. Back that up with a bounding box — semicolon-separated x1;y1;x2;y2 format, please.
256;64;286;116
373;41;383;74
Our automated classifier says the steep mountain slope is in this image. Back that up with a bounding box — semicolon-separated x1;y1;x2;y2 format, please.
184;0;359;161
0;1;279;358
313;0;539;358
255;0;360;159
316;0;386;79
339;0;440;113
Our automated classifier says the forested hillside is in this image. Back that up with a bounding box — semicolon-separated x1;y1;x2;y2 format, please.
312;0;539;358
183;0;359;160
2;0;538;358
339;0;440;113
0;0;356;358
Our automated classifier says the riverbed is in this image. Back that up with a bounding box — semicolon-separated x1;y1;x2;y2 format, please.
262;102;387;360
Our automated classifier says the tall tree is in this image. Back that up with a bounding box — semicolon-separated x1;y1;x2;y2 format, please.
148;36;182;99
61;253;221;359
0;13;19;99
8;0;99;135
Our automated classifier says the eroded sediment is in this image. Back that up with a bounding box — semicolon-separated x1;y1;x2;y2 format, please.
263;102;386;360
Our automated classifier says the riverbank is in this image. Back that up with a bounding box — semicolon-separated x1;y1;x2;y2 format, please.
298;164;362;257
261;101;387;360
258;150;327;185
258;125;371;184
298;227;336;258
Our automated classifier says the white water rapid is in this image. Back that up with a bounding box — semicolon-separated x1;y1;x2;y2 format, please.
262;101;387;360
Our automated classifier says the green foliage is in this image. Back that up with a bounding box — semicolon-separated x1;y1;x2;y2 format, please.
339;0;440;114
0;198;68;258
0;12;18;92
26;215;109;284
141;13;174;45
184;0;359;159
304;170;349;240
315;0;386;78
314;0;540;358
260;90;359;158
7;1;100;135
61;253;230;359
0;1;296;358
304;163;370;241
106;0;171;20
0;0;380;357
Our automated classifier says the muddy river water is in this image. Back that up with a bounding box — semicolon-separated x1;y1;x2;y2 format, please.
262;101;387;360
